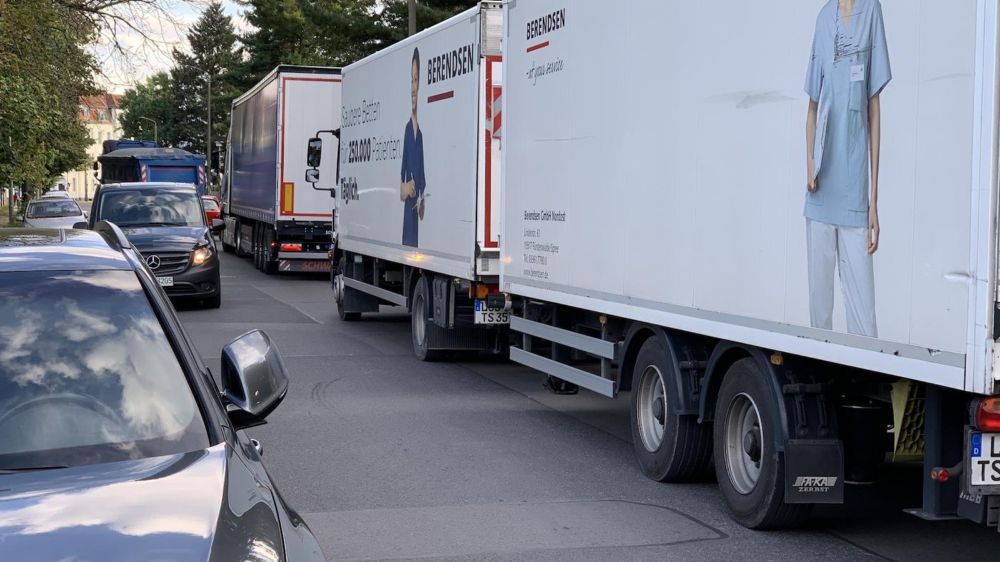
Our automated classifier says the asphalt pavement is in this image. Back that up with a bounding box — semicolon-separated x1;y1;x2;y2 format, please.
176;251;1000;561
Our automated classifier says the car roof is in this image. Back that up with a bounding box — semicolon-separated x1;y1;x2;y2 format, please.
98;182;197;191
40;191;71;198
0;228;132;272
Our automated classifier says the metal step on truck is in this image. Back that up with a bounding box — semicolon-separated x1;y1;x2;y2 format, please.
498;0;1000;530
305;2;507;358
221;65;342;274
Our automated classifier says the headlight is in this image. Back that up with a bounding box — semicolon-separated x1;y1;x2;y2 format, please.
192;245;213;266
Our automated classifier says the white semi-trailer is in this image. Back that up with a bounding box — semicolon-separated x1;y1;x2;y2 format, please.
308;3;507;358
222;66;341;274
501;0;1000;529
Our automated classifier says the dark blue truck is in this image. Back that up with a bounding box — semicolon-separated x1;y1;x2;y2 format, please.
97;142;207;195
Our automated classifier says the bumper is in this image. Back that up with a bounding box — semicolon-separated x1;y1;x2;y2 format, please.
278;258;330;273
159;261;220;298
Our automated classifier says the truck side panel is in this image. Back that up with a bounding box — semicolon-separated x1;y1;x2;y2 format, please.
501;1;995;392
338;7;483;281
231;75;279;220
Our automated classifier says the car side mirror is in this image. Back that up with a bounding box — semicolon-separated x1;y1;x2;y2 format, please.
305;168;320;184
221;330;289;429
211;218;225;232
306;137;322;168
73;221;88;229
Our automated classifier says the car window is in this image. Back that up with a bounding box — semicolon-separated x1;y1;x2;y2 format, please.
25;200;82;219
202;198;219;211
0;270;210;470
97;189;204;227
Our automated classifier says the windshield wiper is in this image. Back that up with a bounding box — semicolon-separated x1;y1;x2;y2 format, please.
0;465;70;474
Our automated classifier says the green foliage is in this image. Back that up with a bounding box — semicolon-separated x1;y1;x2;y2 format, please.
0;0;96;191
120;72;175;143
236;0;480;89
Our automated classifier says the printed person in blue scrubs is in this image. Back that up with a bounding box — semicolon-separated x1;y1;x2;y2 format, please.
400;47;426;247
804;0;890;338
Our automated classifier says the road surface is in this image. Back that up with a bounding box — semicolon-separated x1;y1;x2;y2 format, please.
176;251;1000;561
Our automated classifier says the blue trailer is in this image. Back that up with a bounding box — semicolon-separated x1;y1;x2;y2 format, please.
97;147;207;195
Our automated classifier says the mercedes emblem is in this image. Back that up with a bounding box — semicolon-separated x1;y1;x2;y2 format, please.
145;254;161;270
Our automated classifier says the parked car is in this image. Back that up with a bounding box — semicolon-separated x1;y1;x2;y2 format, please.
22;198;87;229
40;190;72;199
202;194;221;224
0;225;325;562
86;182;223;308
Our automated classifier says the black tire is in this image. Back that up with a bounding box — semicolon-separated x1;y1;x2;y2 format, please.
203;291;222;309
253;224;263;271
263;228;277;275
629;338;713;482
410;276;442;361
234;221;247;258
713;358;812;529
336;257;361;322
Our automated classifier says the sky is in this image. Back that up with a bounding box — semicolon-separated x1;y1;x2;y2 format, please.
91;0;248;94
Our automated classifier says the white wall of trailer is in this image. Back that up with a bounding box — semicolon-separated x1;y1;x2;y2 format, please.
501;0;1000;393
277;72;341;221
337;8;487;281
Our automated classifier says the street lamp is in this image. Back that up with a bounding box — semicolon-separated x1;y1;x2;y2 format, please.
137;116;158;145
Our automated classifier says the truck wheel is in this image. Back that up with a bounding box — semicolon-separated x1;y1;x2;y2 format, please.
336;256;361;321
253;224;263;271
410;276;443;361
234;221;248;258
713;358;811;529
263;229;277;275
630;338;712;482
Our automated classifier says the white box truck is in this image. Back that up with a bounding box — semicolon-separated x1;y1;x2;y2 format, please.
307;3;506;358
221;66;341;274
501;0;1000;529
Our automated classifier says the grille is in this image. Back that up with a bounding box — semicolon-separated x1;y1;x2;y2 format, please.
146;251;190;276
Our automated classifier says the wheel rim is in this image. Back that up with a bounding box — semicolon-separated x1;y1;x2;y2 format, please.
637;365;667;452
724;392;763;495
413;292;426;346
236;228;242;254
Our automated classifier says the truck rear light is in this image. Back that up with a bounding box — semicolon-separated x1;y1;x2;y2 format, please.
975;397;1000;431
280;243;303;252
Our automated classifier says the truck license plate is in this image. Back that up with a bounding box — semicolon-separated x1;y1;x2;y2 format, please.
474;300;509;325
969;431;1000;488
157;276;174;287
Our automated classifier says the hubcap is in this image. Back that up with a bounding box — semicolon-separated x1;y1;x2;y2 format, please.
724;392;763;495
413;293;426;346
637;365;667;452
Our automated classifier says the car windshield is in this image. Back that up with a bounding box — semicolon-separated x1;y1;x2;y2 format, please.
25;200;81;219
0;270;210;470
202;198;219;211
98;189;203;227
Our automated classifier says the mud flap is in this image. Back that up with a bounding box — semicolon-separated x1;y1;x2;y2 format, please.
784;439;844;504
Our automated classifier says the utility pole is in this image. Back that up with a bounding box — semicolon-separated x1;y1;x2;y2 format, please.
206;73;212;174
7;136;13;225
408;0;417;36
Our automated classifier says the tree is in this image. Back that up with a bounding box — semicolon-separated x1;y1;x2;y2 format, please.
170;3;242;158
236;0;480;89
119;72;176;143
0;0;96;192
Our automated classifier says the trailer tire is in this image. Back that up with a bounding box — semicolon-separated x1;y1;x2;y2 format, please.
713;358;811;529
630;338;712;482
263;228;277;275
234;221;248;258
252;224;263;271
336;257;361;322
411;276;443;361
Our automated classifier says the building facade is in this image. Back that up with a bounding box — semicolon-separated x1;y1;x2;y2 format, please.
63;94;123;200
